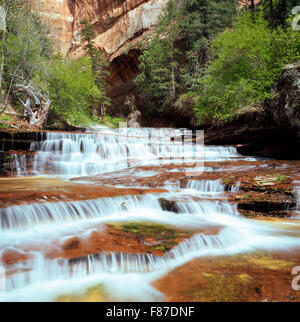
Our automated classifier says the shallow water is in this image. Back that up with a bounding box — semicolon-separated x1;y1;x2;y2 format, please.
0;127;299;302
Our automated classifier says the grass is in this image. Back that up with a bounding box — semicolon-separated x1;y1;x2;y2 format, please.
222;177;230;185
0;115;11;129
118;222;177;240
97;116;126;129
276;174;287;184
113;221;191;252
241;194;250;200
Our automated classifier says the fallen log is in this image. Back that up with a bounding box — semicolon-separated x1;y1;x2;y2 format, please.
16;82;51;129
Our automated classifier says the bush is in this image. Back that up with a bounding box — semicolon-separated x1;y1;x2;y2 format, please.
0;114;11;128
98;116;125;129
47;57;102;126
194;12;300;123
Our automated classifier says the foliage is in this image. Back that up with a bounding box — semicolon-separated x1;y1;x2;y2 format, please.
134;0;183;113
0;114;10;128
259;0;300;27
80;19;111;114
135;0;237;117
0;0;52;113
46;57;102;125
96;115;125;129
5;9;51;78
194;12;300;122
0;2;111;128
181;0;237;90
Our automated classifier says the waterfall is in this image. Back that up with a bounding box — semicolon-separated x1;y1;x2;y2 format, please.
12;155;28;175
293;182;300;219
0;193;162;233
186;180;225;194
3;227;245;292
24;129;253;176
176;199;238;217
3;127;298;302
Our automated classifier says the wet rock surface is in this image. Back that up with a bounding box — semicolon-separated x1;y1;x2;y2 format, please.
1;128;300;302
1;222;216;265
76;160;300;218
1;248;33;266
153;250;300;302
0;177;166;207
158;198;179;213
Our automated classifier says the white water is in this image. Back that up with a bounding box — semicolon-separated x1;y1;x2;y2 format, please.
0;194;162;233
0;127;299;302
186;180;225;196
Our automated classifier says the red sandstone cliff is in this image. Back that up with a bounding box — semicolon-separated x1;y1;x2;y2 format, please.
33;0;166;114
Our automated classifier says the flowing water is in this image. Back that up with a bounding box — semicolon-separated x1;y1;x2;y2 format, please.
0;127;300;301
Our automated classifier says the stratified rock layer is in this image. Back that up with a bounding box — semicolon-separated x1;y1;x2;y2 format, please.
33;0;166;112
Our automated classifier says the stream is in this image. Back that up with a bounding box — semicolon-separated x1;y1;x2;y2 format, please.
0;127;300;302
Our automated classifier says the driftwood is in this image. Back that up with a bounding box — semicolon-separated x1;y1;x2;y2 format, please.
0;118;18;129
16;83;51;129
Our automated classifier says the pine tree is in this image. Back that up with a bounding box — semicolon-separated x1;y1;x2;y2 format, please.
80;19;111;119
260;0;300;27
134;1;182;113
181;0;237;90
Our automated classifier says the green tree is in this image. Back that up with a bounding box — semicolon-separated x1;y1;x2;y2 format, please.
181;0;237;90
260;0;300;27
47;57;102;125
194;12;300;123
135;0;183;113
0;0;52;115
80;18;111;119
135;0;237;118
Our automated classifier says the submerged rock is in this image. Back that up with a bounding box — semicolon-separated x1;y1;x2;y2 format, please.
57;284;107;302
1;247;32;265
158;198;179;213
62;237;81;250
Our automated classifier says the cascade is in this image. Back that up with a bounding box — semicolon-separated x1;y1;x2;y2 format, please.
0;127;299;302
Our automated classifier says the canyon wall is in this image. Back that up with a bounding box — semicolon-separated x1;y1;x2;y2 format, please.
34;0;166;114
34;0;259;116
34;0;75;55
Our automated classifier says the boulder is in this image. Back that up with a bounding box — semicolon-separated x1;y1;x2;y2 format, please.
62;237;81;250
1;247;31;265
269;63;300;135
158;198;179;213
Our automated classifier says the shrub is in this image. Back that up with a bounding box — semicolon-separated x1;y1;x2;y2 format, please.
194;12;300;123
47;57;102;125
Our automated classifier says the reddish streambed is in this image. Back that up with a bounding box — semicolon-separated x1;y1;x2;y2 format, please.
0;127;299;302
